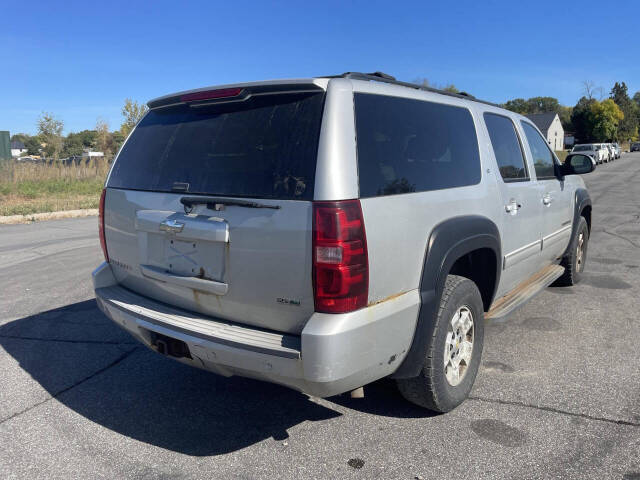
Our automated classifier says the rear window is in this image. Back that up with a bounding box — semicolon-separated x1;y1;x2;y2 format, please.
573;145;592;151
354;93;481;197
108;92;325;200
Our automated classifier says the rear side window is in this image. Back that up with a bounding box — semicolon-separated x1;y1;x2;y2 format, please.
354;93;481;197
108;92;325;200
521;121;556;180
573;145;592;151
483;113;528;181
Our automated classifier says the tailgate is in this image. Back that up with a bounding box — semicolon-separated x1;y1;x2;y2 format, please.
103;87;325;334
104;189;313;334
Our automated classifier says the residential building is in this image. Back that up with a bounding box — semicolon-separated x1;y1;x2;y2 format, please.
11;140;28;157
525;112;565;151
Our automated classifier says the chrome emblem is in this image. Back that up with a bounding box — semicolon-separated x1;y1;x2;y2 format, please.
159;219;185;233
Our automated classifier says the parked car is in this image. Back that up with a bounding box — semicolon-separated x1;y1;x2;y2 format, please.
631;142;640;152
605;144;615;162
612;142;621;159
93;72;594;412
572;144;603;164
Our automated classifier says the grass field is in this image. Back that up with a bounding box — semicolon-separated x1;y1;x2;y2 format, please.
0;160;109;216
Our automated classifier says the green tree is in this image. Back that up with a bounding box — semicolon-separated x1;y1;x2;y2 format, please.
527;96;561;114
503;98;529;114
120;98;148;137
62;133;84;157
37;112;64;159
504;96;562;115
76;130;97;148
610;82;639;141
108;130;126;156
24;135;42;156
590;99;624;141
571;97;596;142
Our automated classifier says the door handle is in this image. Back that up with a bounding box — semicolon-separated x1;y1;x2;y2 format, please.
505;199;522;215
542;194;552;206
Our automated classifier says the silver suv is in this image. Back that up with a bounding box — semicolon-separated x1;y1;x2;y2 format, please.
93;72;594;412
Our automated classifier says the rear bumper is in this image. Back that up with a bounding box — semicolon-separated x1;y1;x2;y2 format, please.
92;262;419;397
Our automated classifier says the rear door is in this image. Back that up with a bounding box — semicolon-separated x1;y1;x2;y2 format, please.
520;121;573;263
104;87;326;334
483;112;543;294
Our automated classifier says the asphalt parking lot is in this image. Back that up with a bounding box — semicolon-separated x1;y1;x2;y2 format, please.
1;154;639;480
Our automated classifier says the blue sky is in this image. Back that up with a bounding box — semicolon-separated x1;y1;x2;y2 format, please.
2;0;639;135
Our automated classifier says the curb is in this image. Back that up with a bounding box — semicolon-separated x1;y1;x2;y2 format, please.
0;209;99;225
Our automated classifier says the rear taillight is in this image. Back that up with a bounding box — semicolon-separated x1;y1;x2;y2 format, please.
99;188;109;262
313;200;368;313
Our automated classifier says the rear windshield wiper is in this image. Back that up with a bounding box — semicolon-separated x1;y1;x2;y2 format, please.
180;196;281;212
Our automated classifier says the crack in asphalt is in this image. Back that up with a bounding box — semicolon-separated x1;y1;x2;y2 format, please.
469;395;640;427
0;334;138;345
601;229;640;249
0;347;139;425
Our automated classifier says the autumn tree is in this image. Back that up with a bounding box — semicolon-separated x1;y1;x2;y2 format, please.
37;112;64;159
95;118;110;155
120;99;148;137
590;99;624;141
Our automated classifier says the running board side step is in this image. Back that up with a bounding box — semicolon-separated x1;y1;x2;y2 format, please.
485;264;565;322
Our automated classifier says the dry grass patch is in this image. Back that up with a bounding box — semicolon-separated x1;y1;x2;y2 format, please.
0;160;109;216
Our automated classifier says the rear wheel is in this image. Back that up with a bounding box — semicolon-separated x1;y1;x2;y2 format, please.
553;216;589;286
396;275;484;412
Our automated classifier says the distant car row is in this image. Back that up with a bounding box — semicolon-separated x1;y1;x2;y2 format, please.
571;143;620;164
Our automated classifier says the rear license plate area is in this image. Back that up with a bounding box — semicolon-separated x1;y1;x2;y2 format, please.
163;238;225;281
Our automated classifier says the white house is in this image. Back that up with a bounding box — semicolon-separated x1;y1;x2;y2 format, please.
525;113;565;151
11;140;28;157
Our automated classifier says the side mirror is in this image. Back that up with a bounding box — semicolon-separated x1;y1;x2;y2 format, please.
563;154;596;175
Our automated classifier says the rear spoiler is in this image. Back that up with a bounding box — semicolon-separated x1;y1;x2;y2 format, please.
147;82;325;110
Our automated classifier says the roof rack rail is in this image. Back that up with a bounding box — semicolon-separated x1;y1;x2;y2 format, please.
337;71;498;107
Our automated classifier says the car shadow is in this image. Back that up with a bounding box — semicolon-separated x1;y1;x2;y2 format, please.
0;300;433;456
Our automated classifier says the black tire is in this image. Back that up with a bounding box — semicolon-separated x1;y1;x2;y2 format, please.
553;216;589;287
396;275;484;412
